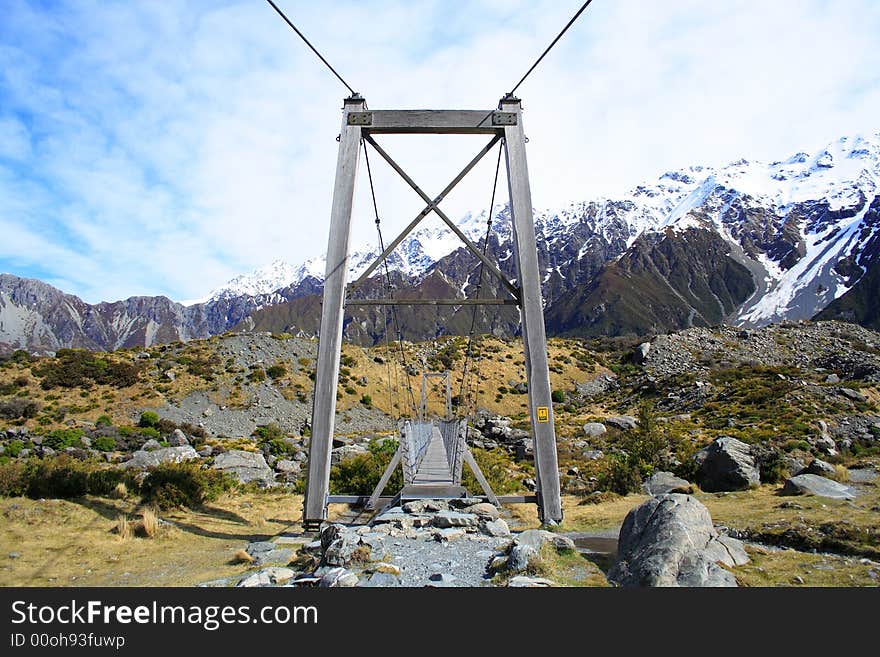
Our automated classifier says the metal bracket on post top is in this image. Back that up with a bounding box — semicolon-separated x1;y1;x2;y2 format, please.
347;111;373;126
492;111;517;126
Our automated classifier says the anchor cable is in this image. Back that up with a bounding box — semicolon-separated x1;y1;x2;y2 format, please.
265;0;358;96
507;0;595;97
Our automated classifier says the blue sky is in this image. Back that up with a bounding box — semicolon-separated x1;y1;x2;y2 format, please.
1;0;879;304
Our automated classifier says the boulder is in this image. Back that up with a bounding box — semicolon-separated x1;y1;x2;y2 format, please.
274;459;301;474
212;449;275;485
800;458;836;478
359;572;400;587
606;416;639;431
481;518;511;537
508;575;555;587
633;342;651;364
331;443;369;465
121;445;198;470
319;567;359;588
582;422;608;438
642;471;693;496
781;474;857;500
516;529;575;552
168;429;189;447
431;511;479;529
236;567;295;587
608;494;746;587
141;439;162;451
839;388;868;403
464;503;500;520
694;436;759;492
246;541;295;566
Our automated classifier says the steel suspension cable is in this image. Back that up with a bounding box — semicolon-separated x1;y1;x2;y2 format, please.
507;0;595;97
456;140;504;417
265;0;358;96
363;143;419;418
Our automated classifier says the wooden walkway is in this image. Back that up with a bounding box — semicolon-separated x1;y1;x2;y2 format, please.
400;426;466;500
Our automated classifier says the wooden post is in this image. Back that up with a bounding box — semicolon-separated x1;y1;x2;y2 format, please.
303;95;365;527
502;96;563;523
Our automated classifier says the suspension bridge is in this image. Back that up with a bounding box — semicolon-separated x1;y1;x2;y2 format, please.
264;0;598;530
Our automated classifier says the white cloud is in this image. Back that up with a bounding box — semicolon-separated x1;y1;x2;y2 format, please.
0;0;878;303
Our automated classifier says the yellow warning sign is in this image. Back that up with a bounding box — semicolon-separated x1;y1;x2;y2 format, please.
537;406;549;423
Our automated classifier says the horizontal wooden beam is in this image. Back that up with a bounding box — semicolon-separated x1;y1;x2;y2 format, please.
345;298;519;306
349;110;515;134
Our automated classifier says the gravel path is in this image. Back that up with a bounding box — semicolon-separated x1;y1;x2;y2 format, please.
383;533;509;587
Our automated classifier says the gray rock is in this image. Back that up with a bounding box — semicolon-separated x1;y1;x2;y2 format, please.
582;422;608;438
825;373;840;384
141;439;162;451
481;518;511;537
463;502;500;520
606;416;639;431
323;532;365;567
433;527;466;542
642;471;693;496
17;448;30;459
330;443;368;465
633;342;652;364
236;567;295;587
514;529;575;552
197;445;213;457
246;541;294;566
121;445;198;470
431;511;479;529
800;458;837;477
507;544;538;573
608;494;742;587
359;572;400;587
427;573;457;586
212;449;275;485
694;436;760;492
80;436;92;449
583;449;604;460
508;575;555;587
403;499;448;514
274;459;301;474
169;429;189;446
319;567;358;587
839;388;868;403
781;474;858;500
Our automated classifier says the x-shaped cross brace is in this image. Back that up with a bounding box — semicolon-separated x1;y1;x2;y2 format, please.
347;133;520;301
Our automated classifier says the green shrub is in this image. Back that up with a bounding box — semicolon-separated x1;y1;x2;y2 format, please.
329;439;402;495
0;459;29;496
0;397;41;420
140;462;234;509
360;394;372;407
138;427;161;440
0;457;134;499
138;411;160;428
462;447;523;495
596;453;642;495
34;349;141;389
248;368;266;383
118;426;135;437
95;414;113;427
551;390;565;403
783;439;812;452
340;354;356;368
596;401;677;494
43;428;84;451
266;364;287;379
92;436;117;452
5;439;25;457
254;423;283;441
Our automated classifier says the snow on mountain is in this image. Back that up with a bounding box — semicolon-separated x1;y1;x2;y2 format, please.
185;132;880;329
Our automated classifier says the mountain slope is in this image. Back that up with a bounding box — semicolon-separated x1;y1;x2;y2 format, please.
3;131;880;352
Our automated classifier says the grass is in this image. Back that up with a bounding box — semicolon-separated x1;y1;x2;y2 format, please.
527;543;609;587
0;491;304;586
734;546;879;587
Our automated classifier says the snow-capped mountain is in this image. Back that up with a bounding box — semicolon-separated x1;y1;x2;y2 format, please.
3;131;879;353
